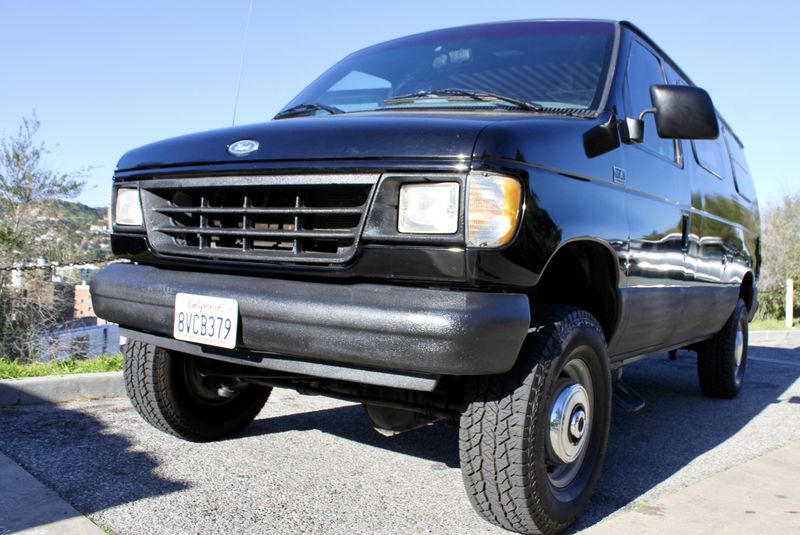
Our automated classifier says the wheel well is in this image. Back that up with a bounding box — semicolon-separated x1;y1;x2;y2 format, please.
740;272;755;311
529;241;620;342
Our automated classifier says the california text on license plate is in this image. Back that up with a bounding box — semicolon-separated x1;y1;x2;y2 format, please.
173;293;239;349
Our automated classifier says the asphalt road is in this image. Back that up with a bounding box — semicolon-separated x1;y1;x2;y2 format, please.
1;341;798;534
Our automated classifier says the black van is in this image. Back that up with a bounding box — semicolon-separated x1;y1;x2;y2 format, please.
92;19;760;534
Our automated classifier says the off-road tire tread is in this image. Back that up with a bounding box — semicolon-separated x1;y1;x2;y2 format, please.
123;340;270;441
697;298;747;399
459;305;607;535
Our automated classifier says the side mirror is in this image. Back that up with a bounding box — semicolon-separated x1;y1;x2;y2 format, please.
649;85;719;140
621;85;719;144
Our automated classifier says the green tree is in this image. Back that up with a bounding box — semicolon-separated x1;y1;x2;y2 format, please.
0;114;86;360
757;192;800;320
0;114;85;264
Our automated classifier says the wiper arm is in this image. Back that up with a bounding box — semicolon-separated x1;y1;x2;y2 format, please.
274;102;344;120
382;88;543;111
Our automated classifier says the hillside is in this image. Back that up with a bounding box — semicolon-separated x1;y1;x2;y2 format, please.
30;200;106;228
27;200;111;262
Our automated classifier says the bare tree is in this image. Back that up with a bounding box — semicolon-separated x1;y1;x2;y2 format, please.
0;114;86;360
757;192;800;319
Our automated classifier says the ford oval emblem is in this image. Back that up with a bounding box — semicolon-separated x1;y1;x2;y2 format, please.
227;139;260;156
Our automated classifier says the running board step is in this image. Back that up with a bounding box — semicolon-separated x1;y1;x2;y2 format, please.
613;380;646;412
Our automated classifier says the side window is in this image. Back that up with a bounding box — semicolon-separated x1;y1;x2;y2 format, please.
663;65;687;166
624;41;676;162
723;128;757;202
692;136;726;179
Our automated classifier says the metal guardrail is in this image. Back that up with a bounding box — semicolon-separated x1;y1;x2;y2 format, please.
38;323;120;361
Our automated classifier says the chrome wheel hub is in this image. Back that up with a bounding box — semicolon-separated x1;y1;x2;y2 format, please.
733;316;746;386
549;383;590;464
183;357;235;405
569;407;587;440
734;326;744;368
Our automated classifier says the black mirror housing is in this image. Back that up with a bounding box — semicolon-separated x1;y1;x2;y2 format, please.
649;85;719;140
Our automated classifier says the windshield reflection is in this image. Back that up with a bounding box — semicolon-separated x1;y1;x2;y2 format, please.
279;21;616;116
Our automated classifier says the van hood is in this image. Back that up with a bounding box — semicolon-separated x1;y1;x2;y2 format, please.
116;113;497;172
115;111;600;174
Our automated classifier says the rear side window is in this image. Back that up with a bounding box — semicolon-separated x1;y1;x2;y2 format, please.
692;136;726;179
723;128;757;202
624;41;676;162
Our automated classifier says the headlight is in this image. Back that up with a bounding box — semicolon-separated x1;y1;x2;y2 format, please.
467;172;522;248
114;187;143;226
398;182;459;234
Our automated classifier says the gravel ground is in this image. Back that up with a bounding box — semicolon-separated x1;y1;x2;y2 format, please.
1;341;798;535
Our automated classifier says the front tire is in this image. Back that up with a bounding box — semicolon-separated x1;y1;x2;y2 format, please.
123;340;271;442
459;306;612;535
697;298;748;399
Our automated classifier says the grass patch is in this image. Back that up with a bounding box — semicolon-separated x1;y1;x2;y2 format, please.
750;318;798;331
90;516;117;535
0;354;123;380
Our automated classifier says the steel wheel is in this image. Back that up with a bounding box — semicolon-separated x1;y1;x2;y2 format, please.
124;341;271;442
733;312;746;387
460;305;612;534
183;356;241;406
698;298;748;399
547;357;594;493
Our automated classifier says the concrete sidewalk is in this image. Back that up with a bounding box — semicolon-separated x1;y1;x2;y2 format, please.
582;441;800;534
0;452;104;535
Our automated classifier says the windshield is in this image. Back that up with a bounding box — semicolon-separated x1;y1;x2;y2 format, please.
279;21;616;116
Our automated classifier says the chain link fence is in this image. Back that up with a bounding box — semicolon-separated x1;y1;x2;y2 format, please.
1;256;124;362
0;255;120;273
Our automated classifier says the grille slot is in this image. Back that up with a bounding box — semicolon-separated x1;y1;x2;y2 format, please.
141;175;376;264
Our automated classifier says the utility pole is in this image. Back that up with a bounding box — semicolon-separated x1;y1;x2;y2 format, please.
787;279;795;329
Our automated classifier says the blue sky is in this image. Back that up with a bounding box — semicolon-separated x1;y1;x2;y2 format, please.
0;1;797;208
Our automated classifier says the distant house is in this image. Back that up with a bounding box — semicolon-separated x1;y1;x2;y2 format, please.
73;283;94;319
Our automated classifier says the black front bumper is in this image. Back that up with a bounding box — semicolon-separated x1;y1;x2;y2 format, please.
91;263;530;381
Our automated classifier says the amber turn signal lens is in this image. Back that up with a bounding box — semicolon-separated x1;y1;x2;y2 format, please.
466;172;522;248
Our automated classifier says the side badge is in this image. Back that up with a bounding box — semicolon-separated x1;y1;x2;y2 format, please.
228;139;260;156
612;166;626;185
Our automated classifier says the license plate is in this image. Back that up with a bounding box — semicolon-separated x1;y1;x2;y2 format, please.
173;293;239;349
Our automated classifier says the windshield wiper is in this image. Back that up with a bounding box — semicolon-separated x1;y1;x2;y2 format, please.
274;102;345;120
382;88;543;112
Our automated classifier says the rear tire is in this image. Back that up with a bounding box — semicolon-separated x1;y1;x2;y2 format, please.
697;298;748;399
123;340;271;442
459;305;612;535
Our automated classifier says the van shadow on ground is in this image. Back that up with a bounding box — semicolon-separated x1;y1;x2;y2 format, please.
0;343;795;533
240;344;800;530
0;391;187;533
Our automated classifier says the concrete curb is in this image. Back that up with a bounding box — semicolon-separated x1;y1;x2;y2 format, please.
750;329;800;347
0;372;124;406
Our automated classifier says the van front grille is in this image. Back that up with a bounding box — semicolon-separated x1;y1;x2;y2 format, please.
140;175;377;264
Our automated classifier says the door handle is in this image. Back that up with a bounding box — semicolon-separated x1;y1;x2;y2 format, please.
681;213;690;252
